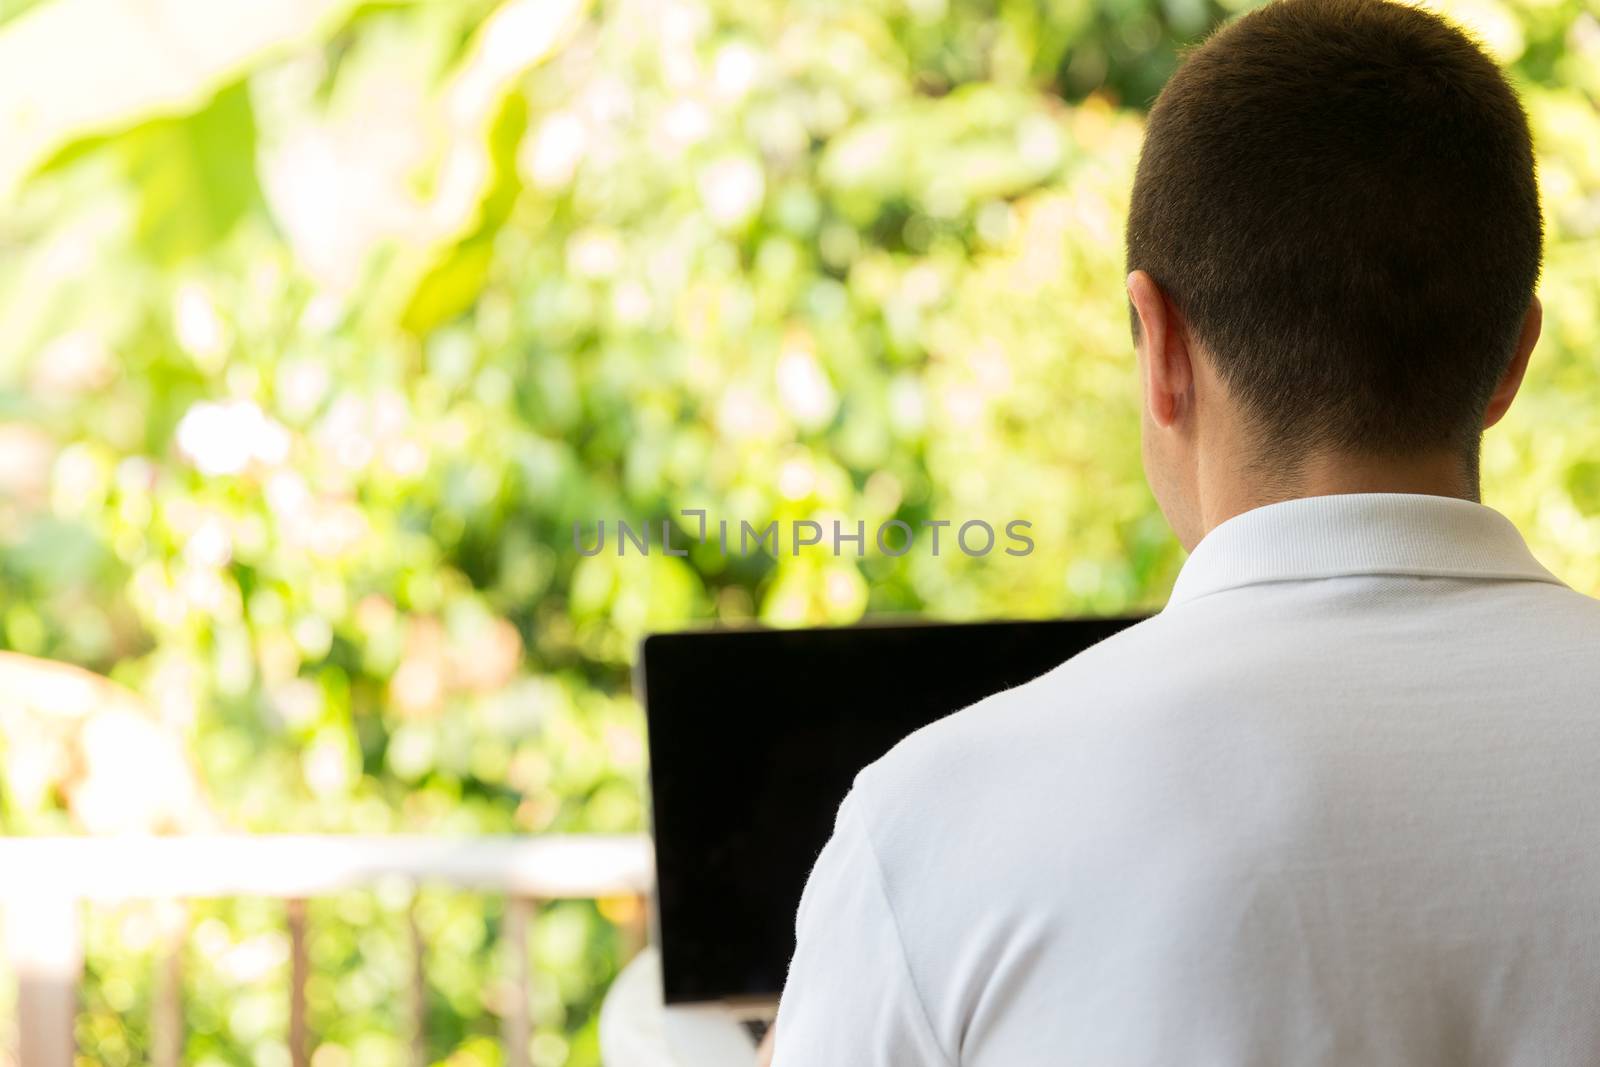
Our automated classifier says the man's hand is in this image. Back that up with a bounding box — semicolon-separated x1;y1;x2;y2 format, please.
756;1023;776;1067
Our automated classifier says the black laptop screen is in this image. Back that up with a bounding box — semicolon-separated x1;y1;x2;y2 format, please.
639;616;1138;1004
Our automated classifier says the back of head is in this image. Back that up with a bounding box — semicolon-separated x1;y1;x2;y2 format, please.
1126;0;1542;461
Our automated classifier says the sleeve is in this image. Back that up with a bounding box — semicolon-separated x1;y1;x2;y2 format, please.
769;790;955;1067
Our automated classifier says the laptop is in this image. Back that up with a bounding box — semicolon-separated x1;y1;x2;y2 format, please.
637;616;1139;1065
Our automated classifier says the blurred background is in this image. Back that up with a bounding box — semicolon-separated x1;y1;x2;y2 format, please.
0;0;1594;1063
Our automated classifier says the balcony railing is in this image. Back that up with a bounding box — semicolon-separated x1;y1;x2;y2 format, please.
0;834;654;1067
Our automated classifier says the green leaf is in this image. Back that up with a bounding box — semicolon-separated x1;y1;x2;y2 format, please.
114;82;265;264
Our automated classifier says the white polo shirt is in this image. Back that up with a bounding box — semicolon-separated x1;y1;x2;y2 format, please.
773;493;1600;1067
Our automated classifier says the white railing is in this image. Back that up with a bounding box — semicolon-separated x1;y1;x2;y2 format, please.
0;834;654;1067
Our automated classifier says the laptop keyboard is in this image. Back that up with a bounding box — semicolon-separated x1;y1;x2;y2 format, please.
740;1017;773;1046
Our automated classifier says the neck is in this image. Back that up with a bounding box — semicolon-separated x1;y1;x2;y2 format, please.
1198;445;1479;539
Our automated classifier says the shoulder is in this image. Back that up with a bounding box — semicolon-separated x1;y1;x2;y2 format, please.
860;614;1171;775
847;613;1189;851
828;612;1228;1035
842;602;1309;877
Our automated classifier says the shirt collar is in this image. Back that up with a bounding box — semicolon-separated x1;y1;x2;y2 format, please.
1166;492;1564;609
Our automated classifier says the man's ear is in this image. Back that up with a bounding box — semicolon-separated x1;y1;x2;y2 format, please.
1127;270;1193;429
1483;296;1541;430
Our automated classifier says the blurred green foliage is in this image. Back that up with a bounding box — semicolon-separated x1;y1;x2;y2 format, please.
0;0;1596;1063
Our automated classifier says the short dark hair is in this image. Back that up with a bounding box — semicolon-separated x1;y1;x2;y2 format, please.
1126;0;1542;459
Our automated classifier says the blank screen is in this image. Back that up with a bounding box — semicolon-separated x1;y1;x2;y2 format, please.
639;616;1139;1004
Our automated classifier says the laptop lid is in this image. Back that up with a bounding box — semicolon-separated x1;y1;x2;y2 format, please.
638;616;1139;1005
